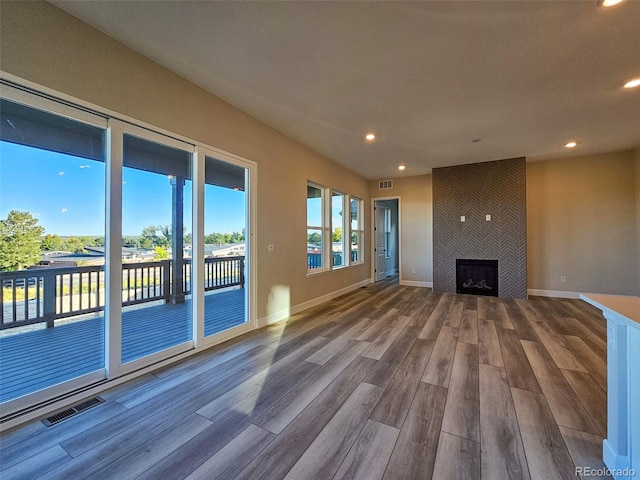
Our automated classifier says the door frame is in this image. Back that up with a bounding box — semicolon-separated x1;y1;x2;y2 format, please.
370;196;401;283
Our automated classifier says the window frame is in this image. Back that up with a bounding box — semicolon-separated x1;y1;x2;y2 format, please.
306;181;329;274
307;181;364;274
350;196;364;265
330;189;349;270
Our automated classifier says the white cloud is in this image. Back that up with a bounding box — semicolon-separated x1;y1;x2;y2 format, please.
58;171;65;176
61;208;68;214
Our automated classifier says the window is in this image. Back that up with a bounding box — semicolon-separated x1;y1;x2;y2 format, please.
384;207;392;259
307;183;325;270
307;182;362;272
350;197;363;263
331;191;348;269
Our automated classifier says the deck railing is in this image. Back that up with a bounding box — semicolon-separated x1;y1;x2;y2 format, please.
307;251;359;269
0;256;245;330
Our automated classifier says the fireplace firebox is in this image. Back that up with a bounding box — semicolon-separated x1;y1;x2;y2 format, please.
456;259;498;297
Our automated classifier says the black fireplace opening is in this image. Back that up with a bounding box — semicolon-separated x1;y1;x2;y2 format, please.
456;259;498;297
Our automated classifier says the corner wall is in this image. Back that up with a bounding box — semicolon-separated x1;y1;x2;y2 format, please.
527;150;638;296
369;175;433;287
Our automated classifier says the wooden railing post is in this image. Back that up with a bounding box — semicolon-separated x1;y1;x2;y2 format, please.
240;257;245;288
43;270;56;328
163;260;171;304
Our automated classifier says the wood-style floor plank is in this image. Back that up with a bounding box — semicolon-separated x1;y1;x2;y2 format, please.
504;299;538;341
511;387;577;480
382;382;447;480
0;445;69;480
370;338;435;428
362;315;413;360
443;300;464;330
364;326;419;388
333;419;399;480
496;327;542;393
183;424;274;480
521;340;600;436
196;336;326;421
255;340;369;434
561;317;607;361
283;383;384;480
528;321;587;372
458;309;479;344
89;413;212;480
493;299;515;330
478;318;504;367
431;431;481;480
563;335;607;391
561;369;608;438
418;294;454;341
559;426;613;480
441;341;480;443
421;325;457;387
234;356;377;480
479;364;530;480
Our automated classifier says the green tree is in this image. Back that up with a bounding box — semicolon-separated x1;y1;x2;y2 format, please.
122;236;141;248
62;237;86;253
0;210;45;271
332;227;342;242
140;225;161;248
159;225;172;247
41;233;64;251
154;246;169;259
307;232;321;244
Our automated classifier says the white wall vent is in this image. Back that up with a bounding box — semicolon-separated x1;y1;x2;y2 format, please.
379;180;393;190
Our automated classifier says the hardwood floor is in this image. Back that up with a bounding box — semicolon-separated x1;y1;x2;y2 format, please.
0;279;612;479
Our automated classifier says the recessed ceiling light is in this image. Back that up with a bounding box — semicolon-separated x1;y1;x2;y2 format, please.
398;165;406;171
565;141;577;148
598;0;624;6
365;133;376;141
623;78;640;89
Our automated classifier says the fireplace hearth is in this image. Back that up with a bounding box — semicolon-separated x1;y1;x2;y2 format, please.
456;259;498;297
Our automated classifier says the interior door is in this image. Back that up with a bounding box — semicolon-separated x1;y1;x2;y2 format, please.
375;203;387;281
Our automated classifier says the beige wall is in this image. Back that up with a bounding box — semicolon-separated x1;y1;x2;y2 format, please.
636;147;640;293
370;175;433;286
0;1;371;322
527;151;638;296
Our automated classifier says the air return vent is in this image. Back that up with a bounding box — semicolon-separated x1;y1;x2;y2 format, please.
42;397;105;427
379;180;393;190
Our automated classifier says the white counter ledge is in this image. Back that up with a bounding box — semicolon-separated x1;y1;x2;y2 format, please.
580;293;640;480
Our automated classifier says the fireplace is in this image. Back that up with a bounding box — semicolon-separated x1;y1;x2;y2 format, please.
456;259;498;297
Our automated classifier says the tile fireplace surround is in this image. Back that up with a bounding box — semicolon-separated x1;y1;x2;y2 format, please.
433;157;527;299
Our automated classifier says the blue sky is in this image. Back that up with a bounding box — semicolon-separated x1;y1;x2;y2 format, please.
0;141;246;237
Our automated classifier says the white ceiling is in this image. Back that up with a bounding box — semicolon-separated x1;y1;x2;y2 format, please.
52;1;640;180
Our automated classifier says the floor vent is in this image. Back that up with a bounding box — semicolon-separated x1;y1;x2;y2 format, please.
379;180;393;190
42;397;105;427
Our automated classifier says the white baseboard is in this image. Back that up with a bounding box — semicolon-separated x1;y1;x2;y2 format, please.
527;289;580;299
258;278;371;327
400;280;433;288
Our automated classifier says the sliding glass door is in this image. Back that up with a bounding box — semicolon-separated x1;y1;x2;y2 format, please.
202;155;249;338
0;81;256;417
0;88;108;412
120;130;194;365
